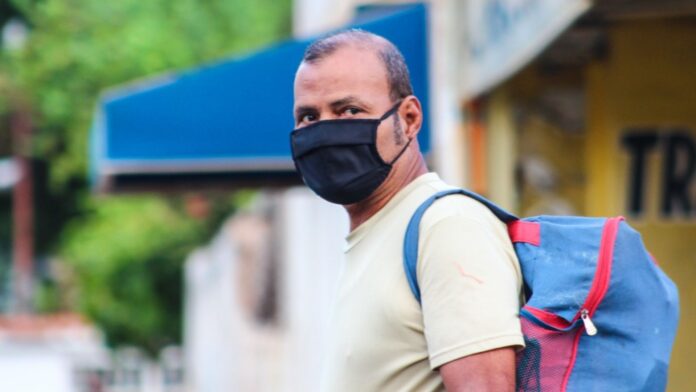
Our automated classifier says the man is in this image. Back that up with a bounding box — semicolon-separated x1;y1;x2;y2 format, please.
290;30;524;391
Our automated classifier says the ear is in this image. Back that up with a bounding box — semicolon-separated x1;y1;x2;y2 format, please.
399;95;423;139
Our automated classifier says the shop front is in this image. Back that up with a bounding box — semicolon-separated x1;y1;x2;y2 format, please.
463;2;696;388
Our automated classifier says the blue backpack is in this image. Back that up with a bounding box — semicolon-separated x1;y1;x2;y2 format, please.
403;189;679;391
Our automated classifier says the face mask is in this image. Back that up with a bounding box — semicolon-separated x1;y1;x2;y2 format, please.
290;101;412;205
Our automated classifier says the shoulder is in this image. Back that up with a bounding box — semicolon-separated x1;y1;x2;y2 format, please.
419;191;505;233
414;190;515;271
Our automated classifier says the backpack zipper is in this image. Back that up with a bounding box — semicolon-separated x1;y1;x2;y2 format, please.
560;217;624;391
580;309;597;336
575;217;624;336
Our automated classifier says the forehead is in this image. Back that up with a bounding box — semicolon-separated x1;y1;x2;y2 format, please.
293;45;390;106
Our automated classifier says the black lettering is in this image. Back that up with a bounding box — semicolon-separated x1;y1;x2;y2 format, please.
661;131;695;216
622;131;659;215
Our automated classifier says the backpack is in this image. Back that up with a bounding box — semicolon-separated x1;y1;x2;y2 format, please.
403;189;679;391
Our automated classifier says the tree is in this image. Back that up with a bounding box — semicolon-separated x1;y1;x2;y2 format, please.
6;0;291;188
59;194;242;355
0;0;291;354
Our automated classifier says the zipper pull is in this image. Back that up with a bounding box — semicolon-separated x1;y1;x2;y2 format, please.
581;309;598;336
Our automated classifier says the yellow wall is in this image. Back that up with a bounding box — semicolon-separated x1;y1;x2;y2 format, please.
493;65;587;217
479;16;695;390
586;18;696;390
484;88;518;211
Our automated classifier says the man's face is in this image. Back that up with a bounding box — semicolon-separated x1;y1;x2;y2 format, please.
293;45;402;161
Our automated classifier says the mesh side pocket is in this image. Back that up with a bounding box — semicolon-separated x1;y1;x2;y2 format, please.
516;308;579;392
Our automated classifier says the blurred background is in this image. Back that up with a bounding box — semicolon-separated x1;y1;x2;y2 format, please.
0;0;694;391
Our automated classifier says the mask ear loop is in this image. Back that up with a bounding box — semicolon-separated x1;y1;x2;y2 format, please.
379;99;411;165
379;99;404;121
389;136;413;165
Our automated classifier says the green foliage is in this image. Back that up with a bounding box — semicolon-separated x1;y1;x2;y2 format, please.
60;194;240;355
0;0;290;353
7;0;292;187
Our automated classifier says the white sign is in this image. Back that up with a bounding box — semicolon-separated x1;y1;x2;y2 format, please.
0;157;22;190
461;0;591;99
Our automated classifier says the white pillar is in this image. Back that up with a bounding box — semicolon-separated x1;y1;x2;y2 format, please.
293;0;354;38
428;0;468;187
278;187;348;392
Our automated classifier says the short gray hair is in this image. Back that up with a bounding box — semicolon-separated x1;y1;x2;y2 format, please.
302;29;413;102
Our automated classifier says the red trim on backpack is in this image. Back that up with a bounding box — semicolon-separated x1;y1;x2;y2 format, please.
573;217;624;323
561;328;585;391
562;217;624;391
524;305;571;329
508;221;541;246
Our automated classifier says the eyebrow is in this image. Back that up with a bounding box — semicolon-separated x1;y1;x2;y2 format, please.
294;96;372;120
294;105;317;120
329;96;370;111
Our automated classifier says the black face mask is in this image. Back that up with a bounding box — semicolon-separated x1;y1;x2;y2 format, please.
290;101;412;205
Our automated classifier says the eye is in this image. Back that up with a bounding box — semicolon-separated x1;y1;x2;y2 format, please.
297;112;318;125
302;113;317;122
342;106;362;116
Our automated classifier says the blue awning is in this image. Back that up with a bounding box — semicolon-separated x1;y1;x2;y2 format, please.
90;4;429;191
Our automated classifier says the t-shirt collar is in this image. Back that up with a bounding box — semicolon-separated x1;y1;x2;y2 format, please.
344;172;440;252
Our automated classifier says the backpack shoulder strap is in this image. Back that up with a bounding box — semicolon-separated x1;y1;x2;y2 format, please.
403;188;517;303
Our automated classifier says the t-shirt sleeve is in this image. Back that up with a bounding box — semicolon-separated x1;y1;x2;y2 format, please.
417;205;524;369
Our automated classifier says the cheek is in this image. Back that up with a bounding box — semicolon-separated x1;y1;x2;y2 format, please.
375;121;399;162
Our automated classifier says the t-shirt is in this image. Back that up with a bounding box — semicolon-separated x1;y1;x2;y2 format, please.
320;173;524;392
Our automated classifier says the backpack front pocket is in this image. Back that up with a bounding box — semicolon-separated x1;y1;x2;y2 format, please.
516;306;583;392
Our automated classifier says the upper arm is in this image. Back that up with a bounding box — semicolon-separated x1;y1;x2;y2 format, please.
417;199;524;369
439;346;516;392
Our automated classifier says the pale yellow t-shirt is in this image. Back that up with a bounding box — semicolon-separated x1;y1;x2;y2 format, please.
320;173;524;392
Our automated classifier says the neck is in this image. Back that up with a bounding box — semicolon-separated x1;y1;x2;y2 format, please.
345;153;428;231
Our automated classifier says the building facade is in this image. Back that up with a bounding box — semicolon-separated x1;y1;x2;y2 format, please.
115;0;695;390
